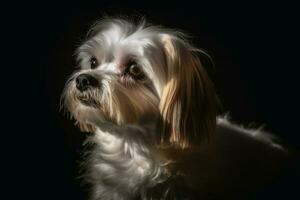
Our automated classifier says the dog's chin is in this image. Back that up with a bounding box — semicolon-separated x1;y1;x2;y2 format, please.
70;102;103;132
75;88;101;108
78;96;99;107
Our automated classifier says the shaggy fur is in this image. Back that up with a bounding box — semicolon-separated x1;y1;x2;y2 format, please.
61;18;287;200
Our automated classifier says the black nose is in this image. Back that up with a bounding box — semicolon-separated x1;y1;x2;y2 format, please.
76;74;99;92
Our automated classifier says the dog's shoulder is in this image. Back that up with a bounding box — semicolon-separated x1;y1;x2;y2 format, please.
215;116;289;165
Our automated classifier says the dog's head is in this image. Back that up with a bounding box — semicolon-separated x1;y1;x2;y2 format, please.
61;18;217;148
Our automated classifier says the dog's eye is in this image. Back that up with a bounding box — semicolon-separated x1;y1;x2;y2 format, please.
90;57;98;69
128;62;143;77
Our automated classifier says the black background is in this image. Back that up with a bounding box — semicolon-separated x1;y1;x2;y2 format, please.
4;0;299;199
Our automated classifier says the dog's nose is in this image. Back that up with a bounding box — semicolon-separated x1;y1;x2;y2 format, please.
76;74;99;92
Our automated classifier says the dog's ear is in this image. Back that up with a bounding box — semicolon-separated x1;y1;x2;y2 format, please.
158;34;217;148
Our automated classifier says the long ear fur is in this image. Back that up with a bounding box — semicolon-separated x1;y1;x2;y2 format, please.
158;34;217;148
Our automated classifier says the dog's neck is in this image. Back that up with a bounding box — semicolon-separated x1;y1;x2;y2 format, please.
87;122;169;199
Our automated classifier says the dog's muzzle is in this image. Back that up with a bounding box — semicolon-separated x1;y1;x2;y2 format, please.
76;74;99;92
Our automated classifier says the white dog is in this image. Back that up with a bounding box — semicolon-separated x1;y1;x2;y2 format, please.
61;17;288;200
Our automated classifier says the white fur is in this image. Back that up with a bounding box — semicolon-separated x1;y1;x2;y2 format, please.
217;115;284;150
61;18;285;200
85;125;168;200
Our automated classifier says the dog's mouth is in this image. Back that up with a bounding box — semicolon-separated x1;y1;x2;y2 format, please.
77;94;99;107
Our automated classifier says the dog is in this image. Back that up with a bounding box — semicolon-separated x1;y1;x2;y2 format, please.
61;17;289;200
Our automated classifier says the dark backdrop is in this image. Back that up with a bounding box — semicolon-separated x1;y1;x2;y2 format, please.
4;0;299;199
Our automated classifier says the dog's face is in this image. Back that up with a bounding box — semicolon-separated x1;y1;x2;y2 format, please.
62;18;217;147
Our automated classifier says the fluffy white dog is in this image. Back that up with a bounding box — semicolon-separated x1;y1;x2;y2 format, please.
61;17;287;200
